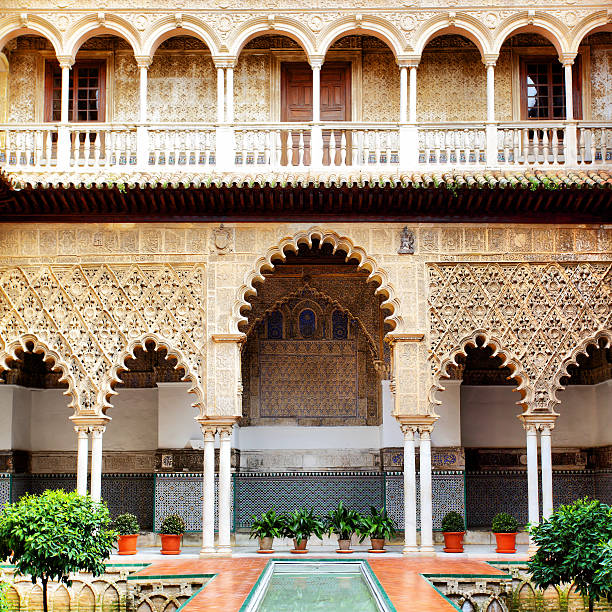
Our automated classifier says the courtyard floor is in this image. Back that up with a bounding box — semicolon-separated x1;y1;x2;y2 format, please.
123;546;530;611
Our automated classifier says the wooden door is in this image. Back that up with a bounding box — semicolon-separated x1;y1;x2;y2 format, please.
281;62;351;165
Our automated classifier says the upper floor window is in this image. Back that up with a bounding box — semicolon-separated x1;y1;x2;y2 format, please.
520;56;582;120
299;309;316;338
44;60;106;122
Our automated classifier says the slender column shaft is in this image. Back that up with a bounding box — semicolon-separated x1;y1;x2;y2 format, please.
402;426;418;553
217;427;232;555
201;428;216;555
75;427;89;496
312;65;321;123
139;65;148;124
60;64;70;123
541;425;554;520
216;67;225;124
564;63;574;120
486;63;495;122
419;429;434;553
408;66;417;124
225;67;234;123
90;426;105;502
526;424;540;527
399;66;408;124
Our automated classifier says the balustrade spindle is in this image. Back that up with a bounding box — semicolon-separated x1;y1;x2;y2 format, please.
339;131;347;166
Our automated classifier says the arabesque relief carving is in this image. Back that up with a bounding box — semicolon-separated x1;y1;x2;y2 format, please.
428;262;612;414
0;264;206;415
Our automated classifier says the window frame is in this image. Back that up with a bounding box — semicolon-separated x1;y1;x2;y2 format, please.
44;59;107;123
519;55;582;120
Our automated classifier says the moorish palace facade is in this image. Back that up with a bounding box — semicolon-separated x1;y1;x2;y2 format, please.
0;0;610;558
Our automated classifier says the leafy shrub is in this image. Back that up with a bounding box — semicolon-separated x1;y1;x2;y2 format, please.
249;510;284;540
356;507;396;542
0;583;9;612
441;511;465;533
492;512;519;533
160;514;185;535
114;513;140;535
0;490;116;612
529;498;612;612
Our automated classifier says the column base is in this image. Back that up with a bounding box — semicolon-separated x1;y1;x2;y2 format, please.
418;546;436;555
199;547;216;558
214;546;233;557
402;545;419;555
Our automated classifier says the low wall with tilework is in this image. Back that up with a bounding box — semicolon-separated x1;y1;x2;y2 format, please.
0;473;10;508
10;473;155;529
384;471;465;530
466;471;611;528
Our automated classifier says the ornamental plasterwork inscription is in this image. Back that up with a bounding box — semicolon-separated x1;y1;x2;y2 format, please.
0;264;207;415
428;262;612;413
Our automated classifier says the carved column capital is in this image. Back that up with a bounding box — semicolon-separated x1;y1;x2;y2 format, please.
90;425;106;438
200;426;216;442
74;425;90;437
217;425;233;439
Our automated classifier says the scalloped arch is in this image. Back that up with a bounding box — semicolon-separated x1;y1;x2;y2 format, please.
492;12;570;56
229;227;402;334
65;14;142;59
142;16;222;58
228;17;316;59
99;333;203;414
570;11;612;54
0;334;79;413
317;16;406;59
430;330;532;410
413;14;493;57
550;329;611;408
244;284;381;360
0;16;63;55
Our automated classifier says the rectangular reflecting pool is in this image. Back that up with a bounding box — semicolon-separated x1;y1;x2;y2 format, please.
240;560;395;612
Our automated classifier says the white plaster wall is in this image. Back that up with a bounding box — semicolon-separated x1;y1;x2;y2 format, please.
0;386;14;448
157;383;201;448
11;386;30;449
105;388;157;451
460;384;607;448
595;380;612;445
29;389;73;451
380;379;402;447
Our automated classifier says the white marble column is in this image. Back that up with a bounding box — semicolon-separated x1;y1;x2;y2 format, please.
138;62;149;123
525;423;540;529
562;57;577;165
486;61;495;123
311;62;323;167
216;67;225;124
60;62;71;124
399;66;408;124
75;426;89;496
312;64;321;123
225;67;234;123
402;425;418;553
408;65;417;124
540;424;554;520
217;426;233;555
419;428;434;553
56;58;73;168
90;425;105;502
563;61;574;121
201;427;216;556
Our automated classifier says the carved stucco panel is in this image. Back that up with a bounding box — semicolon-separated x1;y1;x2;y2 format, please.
591;47;612;121
7;54;37;123
428;262;612;414
361;50;400;122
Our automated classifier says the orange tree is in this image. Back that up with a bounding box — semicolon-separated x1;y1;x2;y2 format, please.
0;490;116;612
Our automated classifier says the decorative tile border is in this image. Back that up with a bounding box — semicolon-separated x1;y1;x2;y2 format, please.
384;472;465;531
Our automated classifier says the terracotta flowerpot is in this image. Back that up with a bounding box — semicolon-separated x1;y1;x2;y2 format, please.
291;538;308;554
369;538;386;553
494;532;517;554
337;538;353;553
117;534;138;555
160;534;182;555
258;536;274;553
443;532;465;553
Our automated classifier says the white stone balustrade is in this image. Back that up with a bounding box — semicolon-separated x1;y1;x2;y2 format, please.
1;120;610;174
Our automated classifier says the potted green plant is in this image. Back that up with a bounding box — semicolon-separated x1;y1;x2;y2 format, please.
249;509;284;553
492;512;519;554
282;508;325;554
160;514;186;555
325;501;361;553
356;507;396;552
114;513;140;555
441;511;465;553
